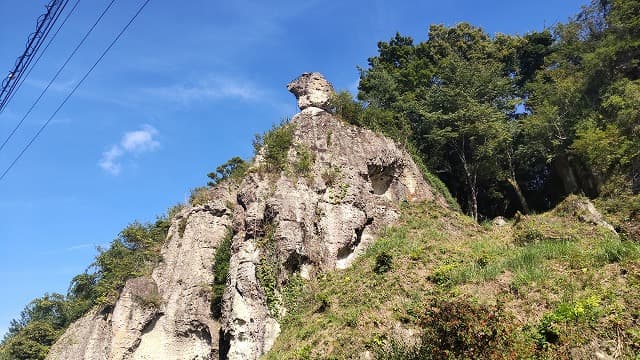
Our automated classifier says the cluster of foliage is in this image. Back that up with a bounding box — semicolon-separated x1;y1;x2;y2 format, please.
207;156;248;186
255;226;281;317
253;119;295;173
0;217;170;359
336;0;640;220
211;231;233;318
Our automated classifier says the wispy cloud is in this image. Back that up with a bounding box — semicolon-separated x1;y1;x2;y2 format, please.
141;76;265;105
99;124;159;175
38;243;106;256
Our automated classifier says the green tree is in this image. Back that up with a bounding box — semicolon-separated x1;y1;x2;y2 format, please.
359;23;526;219
207;156;248;186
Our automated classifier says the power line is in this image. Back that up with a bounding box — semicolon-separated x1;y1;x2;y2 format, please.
0;0;117;154
0;0;153;182
0;0;69;114
4;0;83;111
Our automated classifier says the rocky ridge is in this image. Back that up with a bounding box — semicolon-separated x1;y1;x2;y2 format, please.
46;72;442;360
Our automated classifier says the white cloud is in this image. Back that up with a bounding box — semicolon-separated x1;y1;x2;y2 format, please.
141;76;265;105
121;125;159;152
98;145;123;175
99;125;159;175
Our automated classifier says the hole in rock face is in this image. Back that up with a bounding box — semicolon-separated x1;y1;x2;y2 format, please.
336;246;353;262
284;252;309;275
367;164;395;195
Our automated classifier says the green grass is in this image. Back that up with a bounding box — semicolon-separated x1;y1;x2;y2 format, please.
265;198;640;359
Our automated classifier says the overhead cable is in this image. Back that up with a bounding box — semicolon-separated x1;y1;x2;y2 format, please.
0;0;69;114
0;0;153;182
4;0;83;111
0;0;117;154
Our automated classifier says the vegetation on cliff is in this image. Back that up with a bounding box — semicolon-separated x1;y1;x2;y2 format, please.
267;198;640;359
0;217;170;360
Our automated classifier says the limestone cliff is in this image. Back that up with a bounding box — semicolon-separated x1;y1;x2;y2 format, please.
46;72;443;360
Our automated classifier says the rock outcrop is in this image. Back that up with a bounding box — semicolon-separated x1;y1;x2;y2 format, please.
47;73;442;360
220;73;441;359
47;185;237;360
287;72;334;111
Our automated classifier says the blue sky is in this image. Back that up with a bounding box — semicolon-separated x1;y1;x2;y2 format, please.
0;0;587;336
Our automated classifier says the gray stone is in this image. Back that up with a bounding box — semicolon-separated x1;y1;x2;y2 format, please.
48;73;443;360
287;72;335;111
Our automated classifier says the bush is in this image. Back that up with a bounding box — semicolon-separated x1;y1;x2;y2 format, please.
293;146;315;176
537;295;601;346
93;219;169;306
321;166;341;187
378;298;523;360
211;231;233;318
189;186;213;206
373;252;393;274
254;120;295;172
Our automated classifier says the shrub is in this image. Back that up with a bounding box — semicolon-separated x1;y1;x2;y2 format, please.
378;298;522;360
254;120;295;172
293;145;315;176
178;215;188;238
428;263;458;285
167;203;185;219
321;165;341;187
211;231;233;318
93;219;169;306
373;252;393;274
189;186;213;206
537;295;601;346
255;227;281;317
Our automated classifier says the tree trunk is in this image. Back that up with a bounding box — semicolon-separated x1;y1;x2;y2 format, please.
507;177;530;214
468;184;479;221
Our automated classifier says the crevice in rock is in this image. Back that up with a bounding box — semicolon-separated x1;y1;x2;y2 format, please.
141;314;161;335
367;164;396;195
99;304;113;318
336;245;353;263
336;217;373;269
203;204;227;217
219;329;231;360
355;217;374;244
237;193;248;211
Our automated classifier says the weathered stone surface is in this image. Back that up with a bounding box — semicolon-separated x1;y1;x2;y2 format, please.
287;72;334;111
220;75;444;359
492;216;508;227
47;185;237;360
558;195;616;233
48;73;443;360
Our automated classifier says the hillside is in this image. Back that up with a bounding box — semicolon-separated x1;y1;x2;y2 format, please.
266;195;640;359
1;1;639;358
12;72;443;360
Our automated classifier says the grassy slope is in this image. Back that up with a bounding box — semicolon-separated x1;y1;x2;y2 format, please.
266;197;640;359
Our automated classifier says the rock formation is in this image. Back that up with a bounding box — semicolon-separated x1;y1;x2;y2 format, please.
46;73;442;360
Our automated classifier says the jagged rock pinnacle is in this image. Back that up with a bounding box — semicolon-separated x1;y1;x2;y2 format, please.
287;72;335;111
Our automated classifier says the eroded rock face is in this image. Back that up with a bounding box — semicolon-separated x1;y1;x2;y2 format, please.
47;73;442;360
220;75;443;359
286;72;334;111
46;185;237;360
